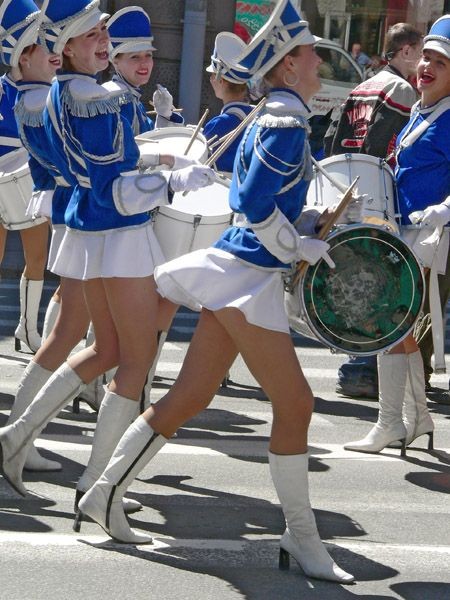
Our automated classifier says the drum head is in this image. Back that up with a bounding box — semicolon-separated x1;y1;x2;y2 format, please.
301;225;424;355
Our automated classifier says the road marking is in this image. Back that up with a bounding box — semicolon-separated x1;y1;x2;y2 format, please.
32;438;423;462
0;531;448;556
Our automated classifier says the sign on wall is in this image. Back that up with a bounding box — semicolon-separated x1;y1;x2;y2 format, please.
234;0;274;42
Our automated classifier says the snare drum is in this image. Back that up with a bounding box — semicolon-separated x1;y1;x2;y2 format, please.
136;126;208;164
286;224;424;355
152;179;232;261
0;148;47;230
306;154;398;229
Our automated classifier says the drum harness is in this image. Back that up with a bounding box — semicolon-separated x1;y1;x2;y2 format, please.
392;98;450;372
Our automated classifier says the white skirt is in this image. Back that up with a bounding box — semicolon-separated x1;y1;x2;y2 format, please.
47;224;66;274
50;221;166;280
154;247;290;333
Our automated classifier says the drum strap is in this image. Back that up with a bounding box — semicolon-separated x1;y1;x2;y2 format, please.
429;230;449;373
0;136;22;148
396;98;450;154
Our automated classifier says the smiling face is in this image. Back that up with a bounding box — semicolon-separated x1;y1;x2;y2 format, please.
417;48;450;105
63;21;110;75
113;50;154;87
19;44;61;83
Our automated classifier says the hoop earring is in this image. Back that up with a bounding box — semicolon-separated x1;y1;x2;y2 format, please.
283;71;299;87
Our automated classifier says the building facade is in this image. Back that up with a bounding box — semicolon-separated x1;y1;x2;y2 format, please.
105;0;448;123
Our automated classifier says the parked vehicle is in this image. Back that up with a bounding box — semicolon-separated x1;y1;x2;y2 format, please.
311;38;364;118
309;39;364;158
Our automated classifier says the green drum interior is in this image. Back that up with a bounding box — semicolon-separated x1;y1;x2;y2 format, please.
302;225;424;355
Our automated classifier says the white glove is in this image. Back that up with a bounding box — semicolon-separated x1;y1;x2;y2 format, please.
297;237;335;267
335;194;365;224
152;84;173;119
172;155;202;170
410;203;450;229
169;164;215;193
139;151;160;170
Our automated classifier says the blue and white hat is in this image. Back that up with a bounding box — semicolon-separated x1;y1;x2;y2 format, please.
234;0;319;78
206;32;252;84
41;0;109;56
424;14;450;60
0;0;41;67
107;6;156;59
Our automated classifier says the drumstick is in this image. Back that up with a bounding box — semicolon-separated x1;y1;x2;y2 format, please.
181;98;266;197
208;130;233;150
291;176;359;288
184;108;210;156
311;156;348;195
205;97;266;167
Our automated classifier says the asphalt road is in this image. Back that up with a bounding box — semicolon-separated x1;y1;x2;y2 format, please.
0;274;449;600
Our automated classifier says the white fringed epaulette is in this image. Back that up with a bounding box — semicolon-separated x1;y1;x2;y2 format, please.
14;88;49;127
63;78;122;118
257;91;311;131
102;80;133;107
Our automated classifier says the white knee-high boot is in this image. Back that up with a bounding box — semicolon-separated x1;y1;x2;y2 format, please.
269;452;354;583
402;351;434;447
344;354;407;455
76;416;168;544
0;363;84;496
14;276;44;353
7;361;61;472
139;330;167;413
75;390;142;514
41;297;60;341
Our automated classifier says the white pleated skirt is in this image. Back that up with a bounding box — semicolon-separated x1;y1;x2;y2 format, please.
50;221;166;280
47;224;66;274
154;247;290;333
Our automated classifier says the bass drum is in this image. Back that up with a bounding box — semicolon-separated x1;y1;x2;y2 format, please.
286;224;424;355
306;154;398;230
136;126;208;164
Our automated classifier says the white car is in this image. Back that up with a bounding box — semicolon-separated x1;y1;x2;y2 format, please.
311;39;364;118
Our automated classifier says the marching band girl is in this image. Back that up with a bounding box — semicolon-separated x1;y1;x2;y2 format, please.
2;0;92;473
345;15;450;455
77;0;355;584
0;0;214;523
106;6;183;136
0;0;50;354
203;32;253;176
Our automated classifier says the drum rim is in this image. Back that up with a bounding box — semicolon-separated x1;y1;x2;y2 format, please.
135;126;208;145
300;224;425;356
314;152;395;177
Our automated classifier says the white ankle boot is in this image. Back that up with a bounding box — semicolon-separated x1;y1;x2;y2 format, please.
7;361;61;472
139;331;167;413
76;415;168;543
344;354;407;455
0;363;84;496
76;390;142;515
41;297;60;341
14;277;44;353
269;451;354;583
403;351;434;448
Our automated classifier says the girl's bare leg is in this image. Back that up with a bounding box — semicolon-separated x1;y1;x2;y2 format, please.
147;309;239;437
20;222;49;280
34;277;90;371
67;278;120;383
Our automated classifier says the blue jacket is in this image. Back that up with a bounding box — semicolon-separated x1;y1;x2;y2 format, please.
214;89;313;269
